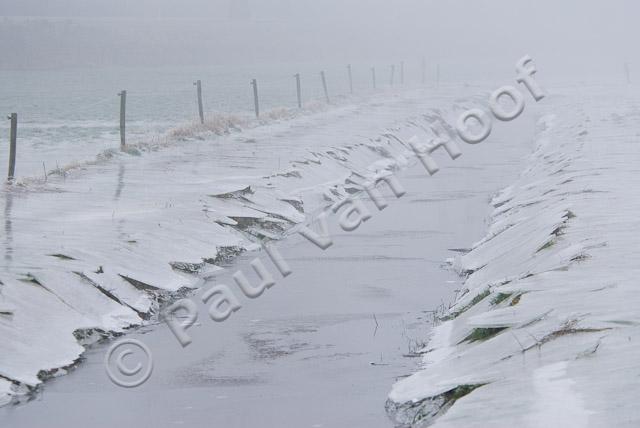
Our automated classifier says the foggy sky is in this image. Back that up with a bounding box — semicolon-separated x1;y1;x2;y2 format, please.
0;0;637;80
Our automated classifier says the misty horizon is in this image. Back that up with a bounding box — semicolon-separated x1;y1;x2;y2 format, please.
0;0;636;83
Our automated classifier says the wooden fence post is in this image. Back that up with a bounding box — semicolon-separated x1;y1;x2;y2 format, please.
625;63;631;84
422;57;426;85
400;61;404;85
371;67;377;89
390;64;395;86
194;80;204;124
7;113;16;182
251;79;260;118
321;71;330;103
295;73;302;108
347;64;354;94
436;64;440;88
118;90;126;150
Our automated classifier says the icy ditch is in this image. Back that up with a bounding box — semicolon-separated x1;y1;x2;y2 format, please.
387;85;640;427
0;88;481;406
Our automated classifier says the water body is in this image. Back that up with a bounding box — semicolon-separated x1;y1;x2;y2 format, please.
0;106;534;427
0;63;383;179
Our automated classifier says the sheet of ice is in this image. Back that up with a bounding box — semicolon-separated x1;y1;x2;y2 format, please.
388;84;640;427
0;87;468;404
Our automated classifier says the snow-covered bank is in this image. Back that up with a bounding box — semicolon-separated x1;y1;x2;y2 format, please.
387;84;640;427
0;88;475;405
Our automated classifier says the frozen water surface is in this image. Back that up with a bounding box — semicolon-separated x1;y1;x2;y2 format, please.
0;85;533;426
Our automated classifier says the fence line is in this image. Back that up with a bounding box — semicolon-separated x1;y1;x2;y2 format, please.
4;60;434;182
118;90;127;150
250;79;260;118
295;74;302;109
7;113;17;181
194;80;205;124
320;71;330;104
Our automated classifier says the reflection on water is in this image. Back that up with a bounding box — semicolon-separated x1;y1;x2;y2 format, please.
114;162;125;201
3;189;13;264
114;162;127;242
